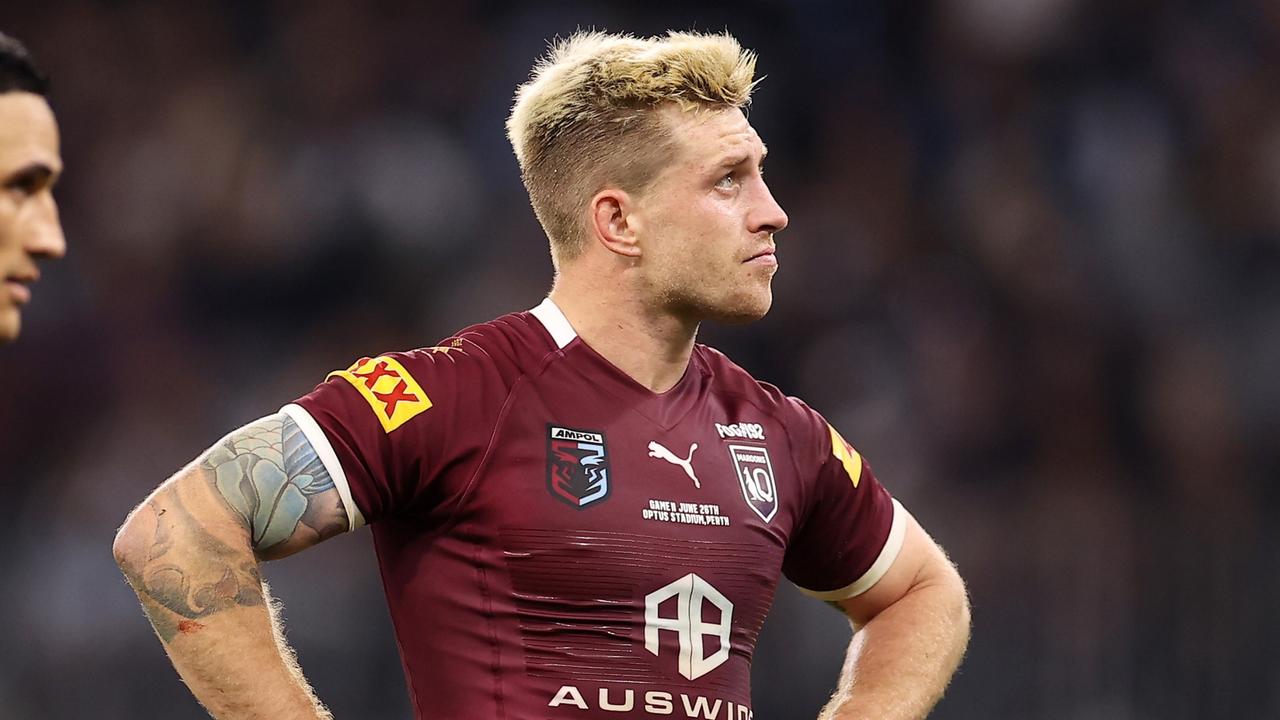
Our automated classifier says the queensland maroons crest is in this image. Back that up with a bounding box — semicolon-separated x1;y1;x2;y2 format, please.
546;425;612;508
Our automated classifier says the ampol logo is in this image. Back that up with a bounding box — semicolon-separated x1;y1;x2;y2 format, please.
546;425;611;509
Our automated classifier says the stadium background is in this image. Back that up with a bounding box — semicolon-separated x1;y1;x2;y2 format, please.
3;1;1278;717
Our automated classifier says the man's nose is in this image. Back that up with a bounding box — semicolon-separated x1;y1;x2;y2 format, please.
750;182;788;235
26;195;66;259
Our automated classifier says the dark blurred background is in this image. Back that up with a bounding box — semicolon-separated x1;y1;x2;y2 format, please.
2;1;1278;718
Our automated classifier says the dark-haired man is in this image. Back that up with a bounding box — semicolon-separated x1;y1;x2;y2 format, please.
0;31;64;344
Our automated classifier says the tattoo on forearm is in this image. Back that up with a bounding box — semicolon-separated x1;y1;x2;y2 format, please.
119;485;266;642
119;413;349;641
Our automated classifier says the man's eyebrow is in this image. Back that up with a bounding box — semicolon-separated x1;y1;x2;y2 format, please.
3;162;59;188
716;145;768;169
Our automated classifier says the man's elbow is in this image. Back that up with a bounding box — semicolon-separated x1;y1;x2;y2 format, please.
932;556;972;645
113;467;195;574
112;500;156;577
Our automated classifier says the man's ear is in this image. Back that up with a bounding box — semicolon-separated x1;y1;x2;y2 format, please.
589;188;642;259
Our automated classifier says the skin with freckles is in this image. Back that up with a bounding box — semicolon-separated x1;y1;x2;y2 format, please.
0;91;65;343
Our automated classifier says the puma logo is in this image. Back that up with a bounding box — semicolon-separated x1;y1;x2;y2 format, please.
647;441;700;488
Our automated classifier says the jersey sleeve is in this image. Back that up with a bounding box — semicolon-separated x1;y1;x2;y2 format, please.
280;345;503;528
782;404;907;601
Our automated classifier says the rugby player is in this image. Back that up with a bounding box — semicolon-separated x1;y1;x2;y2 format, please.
114;31;970;719
0;32;65;344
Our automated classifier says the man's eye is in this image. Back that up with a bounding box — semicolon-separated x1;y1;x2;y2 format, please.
716;174;737;189
6;175;42;198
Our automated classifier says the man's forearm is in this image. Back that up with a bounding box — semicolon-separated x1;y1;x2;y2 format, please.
821;579;971;720
114;472;331;719
113;415;344;719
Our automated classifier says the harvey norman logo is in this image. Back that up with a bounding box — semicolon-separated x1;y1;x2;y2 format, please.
714;422;765;441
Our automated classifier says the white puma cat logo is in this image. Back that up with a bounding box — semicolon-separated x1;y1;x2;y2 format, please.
647;441;700;488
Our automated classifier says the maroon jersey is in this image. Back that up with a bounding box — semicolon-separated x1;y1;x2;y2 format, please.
284;300;905;720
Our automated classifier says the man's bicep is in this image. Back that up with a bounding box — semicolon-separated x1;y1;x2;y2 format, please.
834;511;954;627
200;412;352;560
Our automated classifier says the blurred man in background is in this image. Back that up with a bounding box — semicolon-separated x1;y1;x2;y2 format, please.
0;31;64;344
113;30;969;719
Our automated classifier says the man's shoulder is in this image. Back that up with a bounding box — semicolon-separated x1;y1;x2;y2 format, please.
411;309;557;368
694;344;815;424
335;309;557;399
371;308;545;364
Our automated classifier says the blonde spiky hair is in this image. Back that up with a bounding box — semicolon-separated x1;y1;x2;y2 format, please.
507;30;759;263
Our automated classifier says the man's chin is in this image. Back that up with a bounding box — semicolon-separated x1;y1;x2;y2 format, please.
0;307;20;344
706;294;772;325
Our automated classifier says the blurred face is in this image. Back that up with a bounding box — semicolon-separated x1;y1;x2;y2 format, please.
0;91;64;343
632;105;788;324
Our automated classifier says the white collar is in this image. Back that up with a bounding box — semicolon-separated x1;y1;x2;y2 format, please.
529;297;578;349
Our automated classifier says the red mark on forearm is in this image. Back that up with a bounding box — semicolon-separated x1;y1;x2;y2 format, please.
177;620;206;635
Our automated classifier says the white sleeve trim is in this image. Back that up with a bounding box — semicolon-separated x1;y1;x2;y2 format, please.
796;498;908;602
280;403;366;530
530;297;578;349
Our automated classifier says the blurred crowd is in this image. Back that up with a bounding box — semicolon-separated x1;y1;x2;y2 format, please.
2;1;1277;718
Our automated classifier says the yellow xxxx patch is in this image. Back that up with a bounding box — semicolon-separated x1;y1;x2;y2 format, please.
828;424;863;488
328;356;432;433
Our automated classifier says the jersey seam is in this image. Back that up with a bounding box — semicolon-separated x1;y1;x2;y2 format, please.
427;320;562;536
390;319;559;717
475;542;507;720
432;372;532;538
779;407;816;528
406;329;556;715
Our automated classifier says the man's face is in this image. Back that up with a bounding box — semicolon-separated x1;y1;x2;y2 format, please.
0;91;64;343
631;105;788;325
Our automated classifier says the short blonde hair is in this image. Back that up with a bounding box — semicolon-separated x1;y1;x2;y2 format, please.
507;30;758;262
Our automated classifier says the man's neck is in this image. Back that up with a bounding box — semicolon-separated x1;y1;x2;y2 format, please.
548;284;697;395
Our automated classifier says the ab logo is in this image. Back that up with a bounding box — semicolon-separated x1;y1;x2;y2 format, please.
644;574;733;680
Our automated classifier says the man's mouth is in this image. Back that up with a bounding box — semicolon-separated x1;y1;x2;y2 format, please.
745;248;777;266
4;275;35;304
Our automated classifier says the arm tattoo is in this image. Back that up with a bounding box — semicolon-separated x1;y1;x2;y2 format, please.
119;485;265;642
204;415;340;551
120;413;349;641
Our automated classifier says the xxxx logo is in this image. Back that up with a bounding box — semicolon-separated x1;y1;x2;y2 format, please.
828;424;863;487
329;356;432;433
